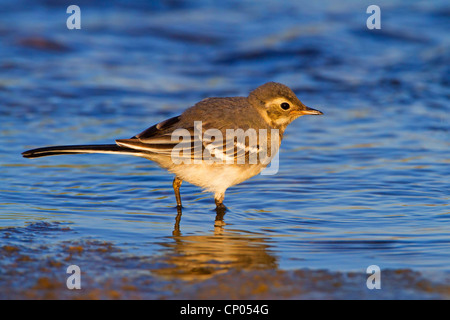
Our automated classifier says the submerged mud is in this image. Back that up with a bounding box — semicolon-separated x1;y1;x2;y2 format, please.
1;222;449;300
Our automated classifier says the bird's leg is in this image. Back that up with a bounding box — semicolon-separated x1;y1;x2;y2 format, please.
213;192;227;226
173;205;182;236
173;177;183;208
214;192;225;209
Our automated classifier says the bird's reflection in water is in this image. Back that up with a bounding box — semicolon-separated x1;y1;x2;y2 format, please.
153;207;278;281
173;206;227;236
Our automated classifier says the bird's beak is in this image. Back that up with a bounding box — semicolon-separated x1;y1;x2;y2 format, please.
292;106;323;116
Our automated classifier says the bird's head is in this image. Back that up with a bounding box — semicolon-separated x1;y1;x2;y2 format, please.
248;82;323;130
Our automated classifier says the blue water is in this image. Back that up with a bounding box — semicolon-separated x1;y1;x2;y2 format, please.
0;0;449;299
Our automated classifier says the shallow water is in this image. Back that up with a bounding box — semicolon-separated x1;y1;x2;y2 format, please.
0;0;449;299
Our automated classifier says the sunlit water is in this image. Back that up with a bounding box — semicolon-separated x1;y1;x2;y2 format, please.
0;0;449;299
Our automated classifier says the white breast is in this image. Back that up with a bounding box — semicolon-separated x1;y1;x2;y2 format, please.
168;163;265;194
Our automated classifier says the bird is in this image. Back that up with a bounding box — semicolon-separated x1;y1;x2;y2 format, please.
22;82;323;209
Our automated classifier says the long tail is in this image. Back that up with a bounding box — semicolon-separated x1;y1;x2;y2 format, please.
22;144;147;159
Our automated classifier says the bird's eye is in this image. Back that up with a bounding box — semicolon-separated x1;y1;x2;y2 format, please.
281;102;290;110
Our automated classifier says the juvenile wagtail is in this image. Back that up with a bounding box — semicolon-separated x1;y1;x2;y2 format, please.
22;82;323;209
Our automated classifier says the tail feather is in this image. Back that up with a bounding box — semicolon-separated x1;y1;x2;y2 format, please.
22;144;146;159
